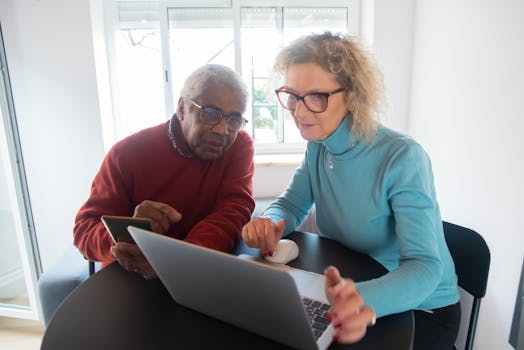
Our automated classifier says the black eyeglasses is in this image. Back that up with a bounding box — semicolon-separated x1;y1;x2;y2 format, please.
190;100;247;132
275;87;347;113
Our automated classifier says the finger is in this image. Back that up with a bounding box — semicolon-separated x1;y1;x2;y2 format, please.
115;241;142;258
134;200;182;233
275;219;286;236
137;260;158;280
266;219;285;255
112;243;135;272
133;200;158;218
334;279;358;303
241;223;253;246
324;265;343;288
331;287;364;323
158;214;172;233
113;242;149;275
260;218;280;255
334;323;367;344
241;224;250;243
242;222;260;248
328;281;363;331
134;202;165;233
145;200;182;223
333;306;375;344
255;220;269;255
262;222;274;256
367;307;377;327
324;266;345;303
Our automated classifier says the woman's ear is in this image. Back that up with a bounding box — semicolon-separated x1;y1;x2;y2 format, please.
177;97;185;121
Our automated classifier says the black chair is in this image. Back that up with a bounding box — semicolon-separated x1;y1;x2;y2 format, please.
88;261;96;276
443;221;490;350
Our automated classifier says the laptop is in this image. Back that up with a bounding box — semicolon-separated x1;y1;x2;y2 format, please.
128;226;335;350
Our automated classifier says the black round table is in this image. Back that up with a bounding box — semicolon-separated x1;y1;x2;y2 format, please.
41;231;413;350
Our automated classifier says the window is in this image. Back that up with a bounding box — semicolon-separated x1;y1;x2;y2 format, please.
0;25;41;320
105;0;359;154
113;1;164;141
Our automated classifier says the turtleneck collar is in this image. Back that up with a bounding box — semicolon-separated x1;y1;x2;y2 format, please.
315;115;360;155
168;114;194;158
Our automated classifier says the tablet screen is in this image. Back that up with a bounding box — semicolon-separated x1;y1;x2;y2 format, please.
101;215;152;243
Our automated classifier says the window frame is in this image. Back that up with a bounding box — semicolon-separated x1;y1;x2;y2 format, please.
102;0;361;154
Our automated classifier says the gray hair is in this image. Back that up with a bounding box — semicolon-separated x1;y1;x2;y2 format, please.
180;64;248;107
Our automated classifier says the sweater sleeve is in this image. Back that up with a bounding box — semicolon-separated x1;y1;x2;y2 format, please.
356;142;443;317
73;147;134;263
184;133;256;252
263;152;314;235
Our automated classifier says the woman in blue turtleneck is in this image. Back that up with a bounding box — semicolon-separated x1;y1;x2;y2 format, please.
241;32;460;350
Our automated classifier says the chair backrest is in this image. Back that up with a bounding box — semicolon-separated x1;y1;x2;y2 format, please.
443;221;491;350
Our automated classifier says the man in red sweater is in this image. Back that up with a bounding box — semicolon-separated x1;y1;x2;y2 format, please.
74;64;255;279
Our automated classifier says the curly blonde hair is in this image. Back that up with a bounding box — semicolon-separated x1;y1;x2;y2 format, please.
274;32;385;140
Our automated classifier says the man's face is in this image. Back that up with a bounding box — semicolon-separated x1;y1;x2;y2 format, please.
178;81;246;161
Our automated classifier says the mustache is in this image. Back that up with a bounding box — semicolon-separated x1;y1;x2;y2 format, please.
203;135;228;146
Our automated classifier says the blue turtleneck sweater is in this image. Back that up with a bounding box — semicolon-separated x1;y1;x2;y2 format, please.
264;119;459;317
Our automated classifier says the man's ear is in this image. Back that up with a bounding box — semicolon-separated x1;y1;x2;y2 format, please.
177;97;185;121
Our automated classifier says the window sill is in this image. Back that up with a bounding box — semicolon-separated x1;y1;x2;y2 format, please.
254;153;303;167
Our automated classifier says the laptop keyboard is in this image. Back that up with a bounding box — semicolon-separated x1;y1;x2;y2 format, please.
302;297;331;341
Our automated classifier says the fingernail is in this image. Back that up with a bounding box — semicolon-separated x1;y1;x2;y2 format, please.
333;335;340;343
326;313;332;323
324;266;335;274
370;312;377;326
328;312;338;325
334;321;342;329
268;250;273;257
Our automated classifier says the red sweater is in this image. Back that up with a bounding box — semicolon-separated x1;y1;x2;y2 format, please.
73;121;255;264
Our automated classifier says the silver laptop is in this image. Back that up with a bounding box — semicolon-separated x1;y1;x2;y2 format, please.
128;226;334;350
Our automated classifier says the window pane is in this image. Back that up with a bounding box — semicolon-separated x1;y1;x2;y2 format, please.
241;7;348;146
114;1;165;141
168;8;234;104
283;7;348;36
0;127;30;309
240;8;280;143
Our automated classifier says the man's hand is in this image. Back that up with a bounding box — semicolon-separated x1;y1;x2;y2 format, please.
133;200;182;234
324;266;376;344
111;242;157;280
241;218;286;257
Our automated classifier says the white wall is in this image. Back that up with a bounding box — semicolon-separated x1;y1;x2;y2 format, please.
409;0;524;349
0;0;105;269
373;0;416;132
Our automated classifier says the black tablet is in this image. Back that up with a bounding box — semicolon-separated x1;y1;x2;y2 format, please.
101;215;152;243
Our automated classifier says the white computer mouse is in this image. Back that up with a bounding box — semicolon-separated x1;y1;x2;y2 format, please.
264;239;299;264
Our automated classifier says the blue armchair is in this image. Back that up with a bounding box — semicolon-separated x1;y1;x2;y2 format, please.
37;246;95;325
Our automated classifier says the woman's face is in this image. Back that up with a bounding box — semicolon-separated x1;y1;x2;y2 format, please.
283;63;349;141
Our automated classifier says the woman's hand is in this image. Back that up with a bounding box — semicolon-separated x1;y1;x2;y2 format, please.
324;266;376;344
133;200;182;234
241;217;286;257
111;242;157;280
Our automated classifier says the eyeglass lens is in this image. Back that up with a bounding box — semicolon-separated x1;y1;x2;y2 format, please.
277;91;328;113
201;107;245;132
276;88;346;113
